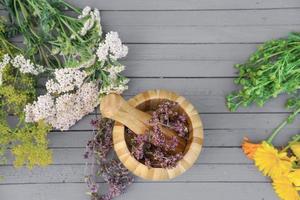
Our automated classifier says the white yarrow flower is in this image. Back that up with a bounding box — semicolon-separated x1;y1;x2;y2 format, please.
78;6;91;19
96;43;109;61
104;65;125;80
0;54;11;69
79;8;101;36
25;81;99;131
99;78;129;95
80;16;95;36
24;94;56;123
11;54;44;75
52;82;99;130
105;32;128;59
93;9;100;22
0;54;11;86
46;68;87;94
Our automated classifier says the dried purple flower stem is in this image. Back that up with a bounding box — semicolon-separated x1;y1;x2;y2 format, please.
85;117;134;200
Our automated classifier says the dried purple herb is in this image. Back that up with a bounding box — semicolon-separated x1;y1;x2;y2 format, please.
126;101;189;169
85;117;134;200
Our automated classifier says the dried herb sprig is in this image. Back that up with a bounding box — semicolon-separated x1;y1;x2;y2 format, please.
126;101;188;169
227;32;300;111
84;117;134;200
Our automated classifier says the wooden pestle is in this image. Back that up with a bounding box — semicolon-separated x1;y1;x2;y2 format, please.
100;93;186;153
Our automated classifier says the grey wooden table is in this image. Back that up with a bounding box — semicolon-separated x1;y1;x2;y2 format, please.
1;0;300;199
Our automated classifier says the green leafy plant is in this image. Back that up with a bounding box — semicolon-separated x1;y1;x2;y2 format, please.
227;32;300;151
227;32;300;112
1;0;100;68
0;19;52;170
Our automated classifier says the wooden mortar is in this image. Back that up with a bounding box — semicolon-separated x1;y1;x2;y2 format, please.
104;89;203;181
100;93;186;152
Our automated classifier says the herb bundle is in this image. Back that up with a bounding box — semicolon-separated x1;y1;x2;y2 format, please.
1;1;129;94
126;101;189;169
0;2;130;131
227;31;300;150
0;0;130;171
227;32;300;111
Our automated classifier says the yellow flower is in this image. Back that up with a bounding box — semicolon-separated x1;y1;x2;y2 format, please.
291;143;300;159
273;176;300;200
289;170;300;187
242;137;261;160
253;141;294;178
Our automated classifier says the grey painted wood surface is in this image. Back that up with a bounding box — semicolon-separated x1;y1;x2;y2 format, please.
2;0;300;200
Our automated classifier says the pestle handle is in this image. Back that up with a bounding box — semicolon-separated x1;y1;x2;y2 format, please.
100;93;186;152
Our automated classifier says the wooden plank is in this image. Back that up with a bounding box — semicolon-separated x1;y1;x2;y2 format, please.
12;26;298;44
64;0;300;10
0;182;277;200
123;60;238;77
118;44;258;78
103;24;300;43
99;10;300;43
125;78;290;113
0;164;267;184
125;44;257;61
11;9;300;43
100;10;300;26
122;44;257;78
3;147;250;165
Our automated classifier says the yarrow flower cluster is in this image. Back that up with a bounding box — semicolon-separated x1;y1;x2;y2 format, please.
24;94;55;123
0;54;10;69
104;65;125;80
54;82;99;130
99;78;129;95
0;54;44;85
78;7;101;36
25;81;98;130
11;54;44;75
0;54;10;85
96;32;128;61
25;67;99;130
46;68;87;94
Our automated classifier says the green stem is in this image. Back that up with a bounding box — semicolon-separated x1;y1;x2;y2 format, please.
267;107;300;144
60;18;84;42
281;134;300;152
59;0;81;14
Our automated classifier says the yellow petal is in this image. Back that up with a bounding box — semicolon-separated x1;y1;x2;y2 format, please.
289;170;300;187
291;143;300;159
254;142;293;178
273;176;300;200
